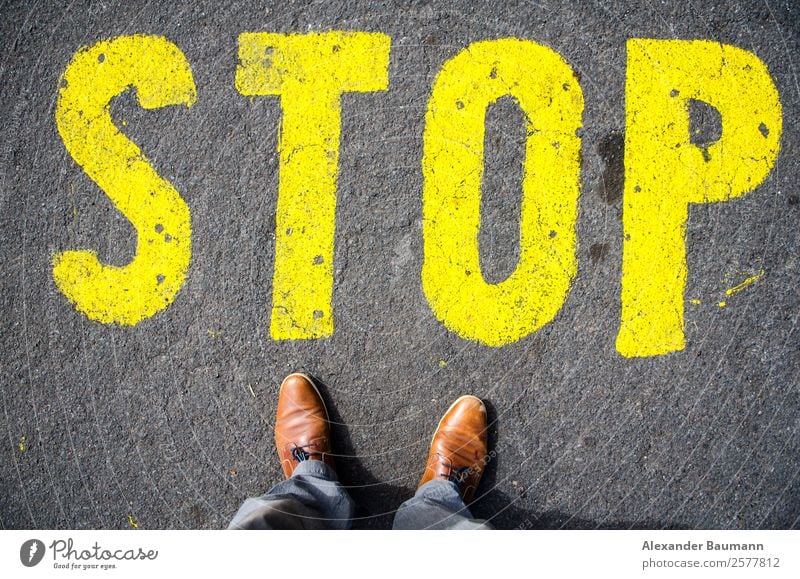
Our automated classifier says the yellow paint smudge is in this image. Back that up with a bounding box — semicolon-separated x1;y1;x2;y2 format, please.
236;32;391;340
127;515;139;529
690;299;701;305
718;301;727;308
438;359;447;368
422;38;583;346
18;435;26;452
725;269;765;296
53;35;196;325
207;328;222;338
617;40;782;357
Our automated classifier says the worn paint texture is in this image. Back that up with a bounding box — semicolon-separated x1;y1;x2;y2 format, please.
421;38;583;347
617;39;782;358
53;35;196;325
236;32;390;340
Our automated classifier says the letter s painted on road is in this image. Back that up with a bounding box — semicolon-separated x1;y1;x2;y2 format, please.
54;35;196;325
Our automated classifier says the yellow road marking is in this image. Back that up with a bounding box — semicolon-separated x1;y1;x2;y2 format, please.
236;32;390;340
617;39;782;357
53;35;196;325
421;38;583;347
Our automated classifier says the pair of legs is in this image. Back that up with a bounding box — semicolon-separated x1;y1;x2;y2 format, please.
229;373;492;530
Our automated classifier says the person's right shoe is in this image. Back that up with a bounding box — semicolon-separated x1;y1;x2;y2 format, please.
417;395;488;503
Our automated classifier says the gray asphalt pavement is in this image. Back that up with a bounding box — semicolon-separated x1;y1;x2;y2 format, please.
1;0;798;529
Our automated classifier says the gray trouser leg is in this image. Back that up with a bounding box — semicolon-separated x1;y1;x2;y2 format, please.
392;480;493;530
228;460;355;530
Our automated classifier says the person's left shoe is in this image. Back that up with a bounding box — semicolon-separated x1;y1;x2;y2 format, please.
274;373;335;478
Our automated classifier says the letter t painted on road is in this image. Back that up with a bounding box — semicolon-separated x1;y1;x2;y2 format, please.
236;31;391;339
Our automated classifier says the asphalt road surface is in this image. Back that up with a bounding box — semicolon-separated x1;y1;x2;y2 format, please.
1;0;798;529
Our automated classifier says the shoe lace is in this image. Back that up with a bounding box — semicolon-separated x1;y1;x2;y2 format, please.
439;458;471;486
290;442;321;462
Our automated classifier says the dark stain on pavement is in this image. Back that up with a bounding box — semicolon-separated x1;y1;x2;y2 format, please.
589;242;609;263
688;98;722;161
598;132;624;205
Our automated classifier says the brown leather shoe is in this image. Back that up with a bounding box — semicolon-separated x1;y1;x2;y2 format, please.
274;373;335;478
418;395;488;503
